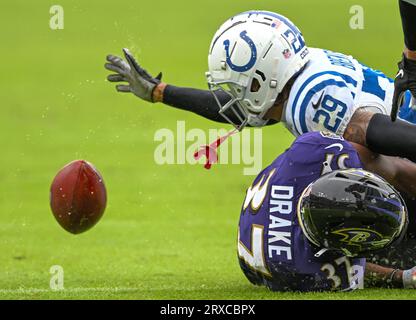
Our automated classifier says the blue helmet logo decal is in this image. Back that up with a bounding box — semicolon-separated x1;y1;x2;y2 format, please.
223;31;257;72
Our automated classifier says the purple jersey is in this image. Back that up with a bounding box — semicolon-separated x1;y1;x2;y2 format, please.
238;131;366;291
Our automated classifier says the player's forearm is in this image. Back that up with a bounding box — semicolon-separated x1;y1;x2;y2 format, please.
155;83;230;124
365;263;403;288
366;113;416;162
400;0;416;52
155;83;278;127
344;109;416;163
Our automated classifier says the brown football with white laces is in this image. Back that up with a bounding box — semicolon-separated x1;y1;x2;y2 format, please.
50;160;107;234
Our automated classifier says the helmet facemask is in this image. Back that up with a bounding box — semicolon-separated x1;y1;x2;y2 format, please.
206;73;274;131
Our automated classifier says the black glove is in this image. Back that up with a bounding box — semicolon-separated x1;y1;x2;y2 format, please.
391;54;416;121
105;48;162;102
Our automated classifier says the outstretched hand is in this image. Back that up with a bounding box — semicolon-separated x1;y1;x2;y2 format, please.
105;48;162;102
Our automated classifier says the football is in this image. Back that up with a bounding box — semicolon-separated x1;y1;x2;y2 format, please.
50;160;107;234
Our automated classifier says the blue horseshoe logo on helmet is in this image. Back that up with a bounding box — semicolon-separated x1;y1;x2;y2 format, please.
223;31;257;72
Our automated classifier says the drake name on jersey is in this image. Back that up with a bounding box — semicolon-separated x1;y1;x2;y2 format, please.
238;131;365;291
284;48;415;137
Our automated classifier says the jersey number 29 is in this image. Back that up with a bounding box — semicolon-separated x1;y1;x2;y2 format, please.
313;94;347;133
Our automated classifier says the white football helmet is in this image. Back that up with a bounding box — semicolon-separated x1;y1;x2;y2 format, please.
206;10;310;130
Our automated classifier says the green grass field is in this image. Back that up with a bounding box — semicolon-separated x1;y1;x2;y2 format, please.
1;0;416;299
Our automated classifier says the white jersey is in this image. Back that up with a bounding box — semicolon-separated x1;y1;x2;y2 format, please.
283;48;414;137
